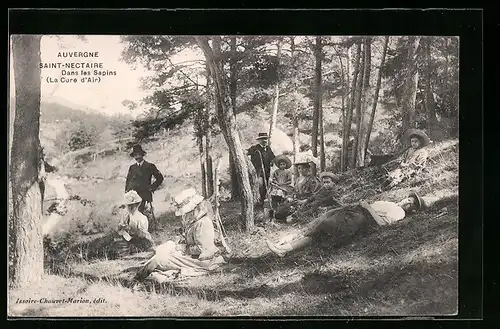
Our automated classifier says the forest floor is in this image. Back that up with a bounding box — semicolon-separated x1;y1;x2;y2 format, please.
8;140;459;317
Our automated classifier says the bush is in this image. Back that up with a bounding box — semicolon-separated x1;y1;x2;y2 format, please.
68;124;99;151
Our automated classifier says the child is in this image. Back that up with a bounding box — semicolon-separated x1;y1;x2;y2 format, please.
297;171;342;218
268;154;294;210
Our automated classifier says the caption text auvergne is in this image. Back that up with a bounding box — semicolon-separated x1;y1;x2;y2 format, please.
40;52;117;84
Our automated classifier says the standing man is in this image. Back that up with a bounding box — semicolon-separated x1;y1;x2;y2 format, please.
247;132;275;207
125;144;164;232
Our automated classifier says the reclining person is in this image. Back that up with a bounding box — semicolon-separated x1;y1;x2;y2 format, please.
134;188;226;281
296;171;343;219
266;191;438;257
381;129;431;190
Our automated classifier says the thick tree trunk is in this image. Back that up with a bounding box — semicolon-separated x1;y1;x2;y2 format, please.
342;42;360;171
356;37;372;167
311;36;322;158
401;36;421;133
10;35;44;288
349;41;366;168
196;36;254;231
364;36;389;157
268;38;282;146
424;37;440;141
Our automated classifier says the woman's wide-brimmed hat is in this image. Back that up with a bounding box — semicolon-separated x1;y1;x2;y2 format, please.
123;190;142;205
407;191;423;211
172;188;205;216
130;144;147;157
294;151;319;166
274;154;292;169
256;132;270;140
402;129;431;147
319;171;338;182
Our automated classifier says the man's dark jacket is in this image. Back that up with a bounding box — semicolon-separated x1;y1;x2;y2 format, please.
247;144;275;180
125;161;164;203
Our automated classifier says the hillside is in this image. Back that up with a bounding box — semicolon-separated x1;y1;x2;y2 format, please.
10;126;459;316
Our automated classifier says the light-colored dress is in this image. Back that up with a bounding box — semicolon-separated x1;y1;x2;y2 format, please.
387;147;429;186
119;210;154;244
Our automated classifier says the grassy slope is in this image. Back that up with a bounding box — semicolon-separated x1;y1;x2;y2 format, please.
12;131;459;317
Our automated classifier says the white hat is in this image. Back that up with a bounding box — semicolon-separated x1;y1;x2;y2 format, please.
123;190;142;205
294;151;319;166
173;188;205;216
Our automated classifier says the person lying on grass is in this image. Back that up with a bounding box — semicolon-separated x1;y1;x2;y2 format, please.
381;129;431;190
273;152;322;223
116;190;155;251
266;191;439;257
295;171;343;219
134;188;227;282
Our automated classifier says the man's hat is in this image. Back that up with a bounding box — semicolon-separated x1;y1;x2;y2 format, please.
130;144;147;157
402;129;431;147
274;154;292;169
123;190;142;205
172;188;205;216
319;171;338;182
256;132;269;140
408;191;423;211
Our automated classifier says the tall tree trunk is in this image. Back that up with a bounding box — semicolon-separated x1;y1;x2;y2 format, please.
342;42;360;171
311;36;322;158
196;36;254;231
198;135;207;197
10;35;44;288
290;36;300;181
334;45;346;172
355;37;372;167
424;37;440;141
268;37;282;146
319;103;325;171
229;36;239;200
350;40;366;168
205;65;214;198
401;36;421;133
364;36;389;157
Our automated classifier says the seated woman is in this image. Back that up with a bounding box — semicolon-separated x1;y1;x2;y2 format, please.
116;191;156;256
382;129;431;190
273;152;322;223
266;191;438;257
134;188;226;281
268;154;294;211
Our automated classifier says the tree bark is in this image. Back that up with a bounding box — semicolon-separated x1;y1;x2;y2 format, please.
290;36;300;181
364;36;389;157
334;44;346;172
10;34;44;288
342;42;360;171
356;37;372;167
204;64;214;198
350;40;366;168
268;37;282;146
229;36;239;200
401;36;421;134
198;135;207;198
196;36;254;231
424;37;440;141
311;36;322;158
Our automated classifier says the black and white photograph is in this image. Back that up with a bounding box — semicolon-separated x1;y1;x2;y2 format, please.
8;32;461;317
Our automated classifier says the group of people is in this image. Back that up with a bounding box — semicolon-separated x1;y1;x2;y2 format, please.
116;128;435;282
